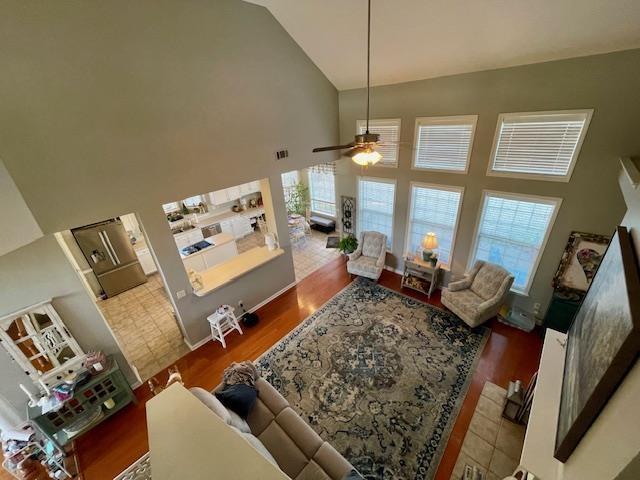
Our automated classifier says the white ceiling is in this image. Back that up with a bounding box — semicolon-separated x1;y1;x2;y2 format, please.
246;0;640;90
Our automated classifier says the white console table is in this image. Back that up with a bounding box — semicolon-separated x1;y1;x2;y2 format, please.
520;329;567;480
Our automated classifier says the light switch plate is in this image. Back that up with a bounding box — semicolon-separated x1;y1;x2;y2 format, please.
176;290;186;299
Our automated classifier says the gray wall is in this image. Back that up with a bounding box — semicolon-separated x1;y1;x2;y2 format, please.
0;0;339;345
336;49;640;313
0;235;137;414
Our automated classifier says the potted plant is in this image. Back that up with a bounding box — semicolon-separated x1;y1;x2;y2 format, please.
286;182;309;216
338;235;358;255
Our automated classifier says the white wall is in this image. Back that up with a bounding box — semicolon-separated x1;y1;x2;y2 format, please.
0;0;339;346
556;167;640;480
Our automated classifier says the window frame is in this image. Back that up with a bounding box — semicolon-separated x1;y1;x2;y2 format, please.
403;181;465;269
357;175;397;251
468;190;562;295
356;118;401;168
307;169;337;218
411;115;478;174
486;109;593;182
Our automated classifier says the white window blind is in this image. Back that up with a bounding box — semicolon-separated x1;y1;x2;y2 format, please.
405;184;463;266
413;115;477;172
358;178;396;249
308;169;336;217
489;110;592;180
357;119;401;167
471;192;561;293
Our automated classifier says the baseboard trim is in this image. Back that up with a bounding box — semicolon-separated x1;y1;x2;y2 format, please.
384;265;403;275
185;281;298;351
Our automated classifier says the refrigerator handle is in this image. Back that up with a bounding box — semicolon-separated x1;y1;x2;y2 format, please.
99;231;118;266
102;230;121;265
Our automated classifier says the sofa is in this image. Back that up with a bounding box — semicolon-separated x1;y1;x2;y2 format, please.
441;260;514;328
347;231;387;281
190;378;356;480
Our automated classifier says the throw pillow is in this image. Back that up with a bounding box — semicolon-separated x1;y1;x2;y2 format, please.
215;384;258;418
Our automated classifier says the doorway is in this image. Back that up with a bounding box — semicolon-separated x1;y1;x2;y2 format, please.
57;213;188;381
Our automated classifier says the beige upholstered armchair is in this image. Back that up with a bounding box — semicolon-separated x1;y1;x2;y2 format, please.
441;260;514;328
347;231;387;281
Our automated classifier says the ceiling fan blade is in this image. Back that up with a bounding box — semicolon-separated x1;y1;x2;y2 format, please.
312;143;355;153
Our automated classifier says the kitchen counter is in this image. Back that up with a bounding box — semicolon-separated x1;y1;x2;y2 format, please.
192;206;264;228
193;246;284;296
179;232;235;259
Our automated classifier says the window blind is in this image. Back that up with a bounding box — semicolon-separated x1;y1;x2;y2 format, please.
413;116;477;172
490;111;591;179
358;178;396;249
281;170;299;188
357;119;401;167
406;184;463;265
162;202;179;213
309;169;336;217
471;192;560;292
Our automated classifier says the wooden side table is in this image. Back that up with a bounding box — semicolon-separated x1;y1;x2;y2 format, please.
401;257;443;298
207;306;243;348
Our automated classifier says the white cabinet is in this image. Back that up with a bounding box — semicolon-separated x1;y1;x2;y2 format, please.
136;248;157;275
226;186;241;201
249;181;261;193
201;242;238;268
183;253;206;272
174;229;204;250
212;189;229;205
220;219;234;236
231;216;253;239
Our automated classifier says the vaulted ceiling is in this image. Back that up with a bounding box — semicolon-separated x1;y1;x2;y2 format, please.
246;0;640;90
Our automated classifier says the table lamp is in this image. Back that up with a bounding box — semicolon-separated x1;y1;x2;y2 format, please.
421;232;438;263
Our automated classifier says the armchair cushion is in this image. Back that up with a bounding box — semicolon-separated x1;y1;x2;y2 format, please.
347;231;387;281
361;232;386;258
470;262;511;300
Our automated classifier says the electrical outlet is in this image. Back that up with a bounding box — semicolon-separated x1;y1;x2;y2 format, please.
176;290;186;299
533;302;541;315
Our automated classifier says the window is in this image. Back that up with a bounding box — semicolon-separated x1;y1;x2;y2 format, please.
308;165;336;217
470;191;561;293
358;177;396;249
356;118;401;167
183;195;202;207
412;115;477;172
488;110;592;181
162;202;179;213
405;183;463;266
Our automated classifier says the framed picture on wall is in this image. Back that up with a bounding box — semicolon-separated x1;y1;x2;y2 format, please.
555;226;640;462
552;231;611;298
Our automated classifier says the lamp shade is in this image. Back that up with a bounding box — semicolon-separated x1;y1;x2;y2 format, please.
421;232;438;250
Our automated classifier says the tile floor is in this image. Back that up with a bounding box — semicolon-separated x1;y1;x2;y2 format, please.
236;229;341;282
452;382;526;480
97;273;190;381
291;229;341;281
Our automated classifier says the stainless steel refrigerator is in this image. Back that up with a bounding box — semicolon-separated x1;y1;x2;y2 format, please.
72;219;147;297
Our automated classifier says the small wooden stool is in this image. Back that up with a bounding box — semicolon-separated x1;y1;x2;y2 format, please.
207;306;243;348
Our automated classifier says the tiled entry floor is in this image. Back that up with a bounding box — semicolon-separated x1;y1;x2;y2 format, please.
452;382;526;479
292;230;341;281
97;274;189;381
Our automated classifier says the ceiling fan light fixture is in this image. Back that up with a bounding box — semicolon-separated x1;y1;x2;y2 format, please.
352;148;382;166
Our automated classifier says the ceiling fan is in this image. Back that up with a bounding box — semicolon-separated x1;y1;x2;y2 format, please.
312;0;387;166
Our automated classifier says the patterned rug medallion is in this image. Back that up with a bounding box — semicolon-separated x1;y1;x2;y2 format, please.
256;279;489;479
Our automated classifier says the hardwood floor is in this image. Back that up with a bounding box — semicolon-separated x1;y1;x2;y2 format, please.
73;256;542;480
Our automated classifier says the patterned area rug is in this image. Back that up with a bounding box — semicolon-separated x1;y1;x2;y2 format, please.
257;279;489;479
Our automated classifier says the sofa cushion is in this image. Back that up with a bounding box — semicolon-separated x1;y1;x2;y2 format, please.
296;460;332;480
361;232;384;258
276;408;323;458
189;387;231;424
227;407;252;434
246;398;275;435
313;443;354;480
215;384;258;418
470;263;509;300
259;421;309;479
239;431;280;468
256;378;289;414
